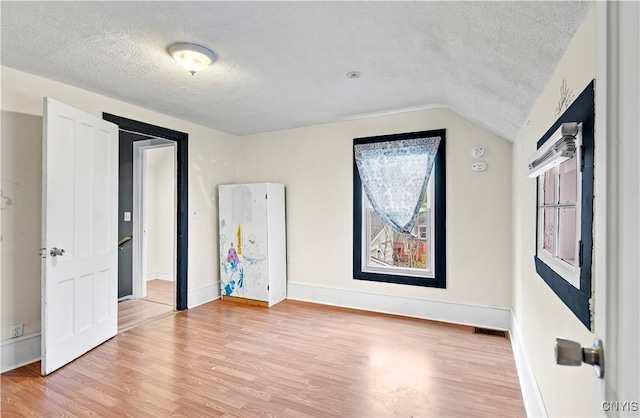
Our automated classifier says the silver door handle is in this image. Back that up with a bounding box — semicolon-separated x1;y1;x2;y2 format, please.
49;247;65;257
555;337;604;378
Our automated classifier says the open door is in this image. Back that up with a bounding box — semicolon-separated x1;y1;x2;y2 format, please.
41;98;119;375
592;2;639;414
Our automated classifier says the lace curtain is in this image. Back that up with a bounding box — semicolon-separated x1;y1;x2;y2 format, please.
354;136;441;235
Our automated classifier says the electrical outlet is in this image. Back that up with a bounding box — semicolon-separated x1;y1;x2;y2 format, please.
10;324;23;339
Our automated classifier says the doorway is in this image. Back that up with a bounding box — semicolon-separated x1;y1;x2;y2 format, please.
139;139;176;309
135;140;176;305
119;138;177;330
103;113;189;330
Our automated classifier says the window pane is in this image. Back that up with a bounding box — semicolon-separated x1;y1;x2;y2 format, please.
412;208;430;270
369;209;394;265
558;207;577;266
559;155;578;204
543;208;554;253
543;169;555;204
367;195;431;273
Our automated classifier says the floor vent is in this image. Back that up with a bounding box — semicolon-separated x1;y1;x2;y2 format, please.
473;327;507;338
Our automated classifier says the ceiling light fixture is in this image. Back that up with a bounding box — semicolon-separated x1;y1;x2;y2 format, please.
346;71;362;79
168;42;217;75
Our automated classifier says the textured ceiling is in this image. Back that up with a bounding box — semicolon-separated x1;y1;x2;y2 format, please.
1;1;591;140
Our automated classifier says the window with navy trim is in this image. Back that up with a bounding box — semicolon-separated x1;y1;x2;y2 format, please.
353;129;446;288
531;81;594;330
536;124;583;289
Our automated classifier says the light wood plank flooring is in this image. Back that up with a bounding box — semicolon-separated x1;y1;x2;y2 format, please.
143;279;174;306
117;299;174;332
1;300;525;417
118;280;174;332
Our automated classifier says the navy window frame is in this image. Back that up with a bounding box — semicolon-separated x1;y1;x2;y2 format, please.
353;129;446;288
533;80;594;329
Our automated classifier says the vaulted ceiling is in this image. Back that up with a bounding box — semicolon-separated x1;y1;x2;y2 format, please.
1;1;591;140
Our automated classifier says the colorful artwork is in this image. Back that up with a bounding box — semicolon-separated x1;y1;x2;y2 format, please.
219;184;270;301
226;242;240;271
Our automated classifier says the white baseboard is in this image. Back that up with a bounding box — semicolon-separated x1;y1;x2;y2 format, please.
286;281;512;330
510;311;548;418
1;332;41;374
146;272;174;282
188;282;221;309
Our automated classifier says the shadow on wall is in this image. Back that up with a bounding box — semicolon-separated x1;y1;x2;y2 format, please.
1;111;43;338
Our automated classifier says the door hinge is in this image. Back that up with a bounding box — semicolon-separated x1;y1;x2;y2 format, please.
265;193;268;200
580;145;585;172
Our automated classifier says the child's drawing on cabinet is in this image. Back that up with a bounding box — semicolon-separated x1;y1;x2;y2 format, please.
226;243;240;271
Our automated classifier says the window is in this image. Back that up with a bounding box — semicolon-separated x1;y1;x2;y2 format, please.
530;80;594;330
353;129;446;288
363;176;434;277
418;224;428;240
536;125;582;289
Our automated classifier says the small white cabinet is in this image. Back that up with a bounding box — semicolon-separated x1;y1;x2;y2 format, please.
218;183;286;307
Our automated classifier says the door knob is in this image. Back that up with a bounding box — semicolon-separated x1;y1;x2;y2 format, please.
49;247;65;257
555;337;604;378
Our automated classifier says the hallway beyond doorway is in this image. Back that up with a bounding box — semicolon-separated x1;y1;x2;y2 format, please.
143;279;174;305
117;279;174;332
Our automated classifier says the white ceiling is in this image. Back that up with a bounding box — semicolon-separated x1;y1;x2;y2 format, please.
1;1;591;140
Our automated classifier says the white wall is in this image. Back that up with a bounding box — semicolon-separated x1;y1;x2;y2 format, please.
145;146;176;280
512;7;595;417
238;108;513;311
1;110;43;342
0;66;238;340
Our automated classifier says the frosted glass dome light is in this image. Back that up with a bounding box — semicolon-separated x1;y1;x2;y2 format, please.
168;42;217;75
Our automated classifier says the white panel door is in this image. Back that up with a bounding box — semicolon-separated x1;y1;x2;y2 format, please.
594;2;639;414
41;98;119;375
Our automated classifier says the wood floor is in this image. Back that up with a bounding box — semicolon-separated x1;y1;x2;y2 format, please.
118;280;174;332
117;299;174;332
1;300;525;417
143;279;174;305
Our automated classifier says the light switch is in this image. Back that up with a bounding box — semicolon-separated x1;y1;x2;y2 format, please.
124;212;131;222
